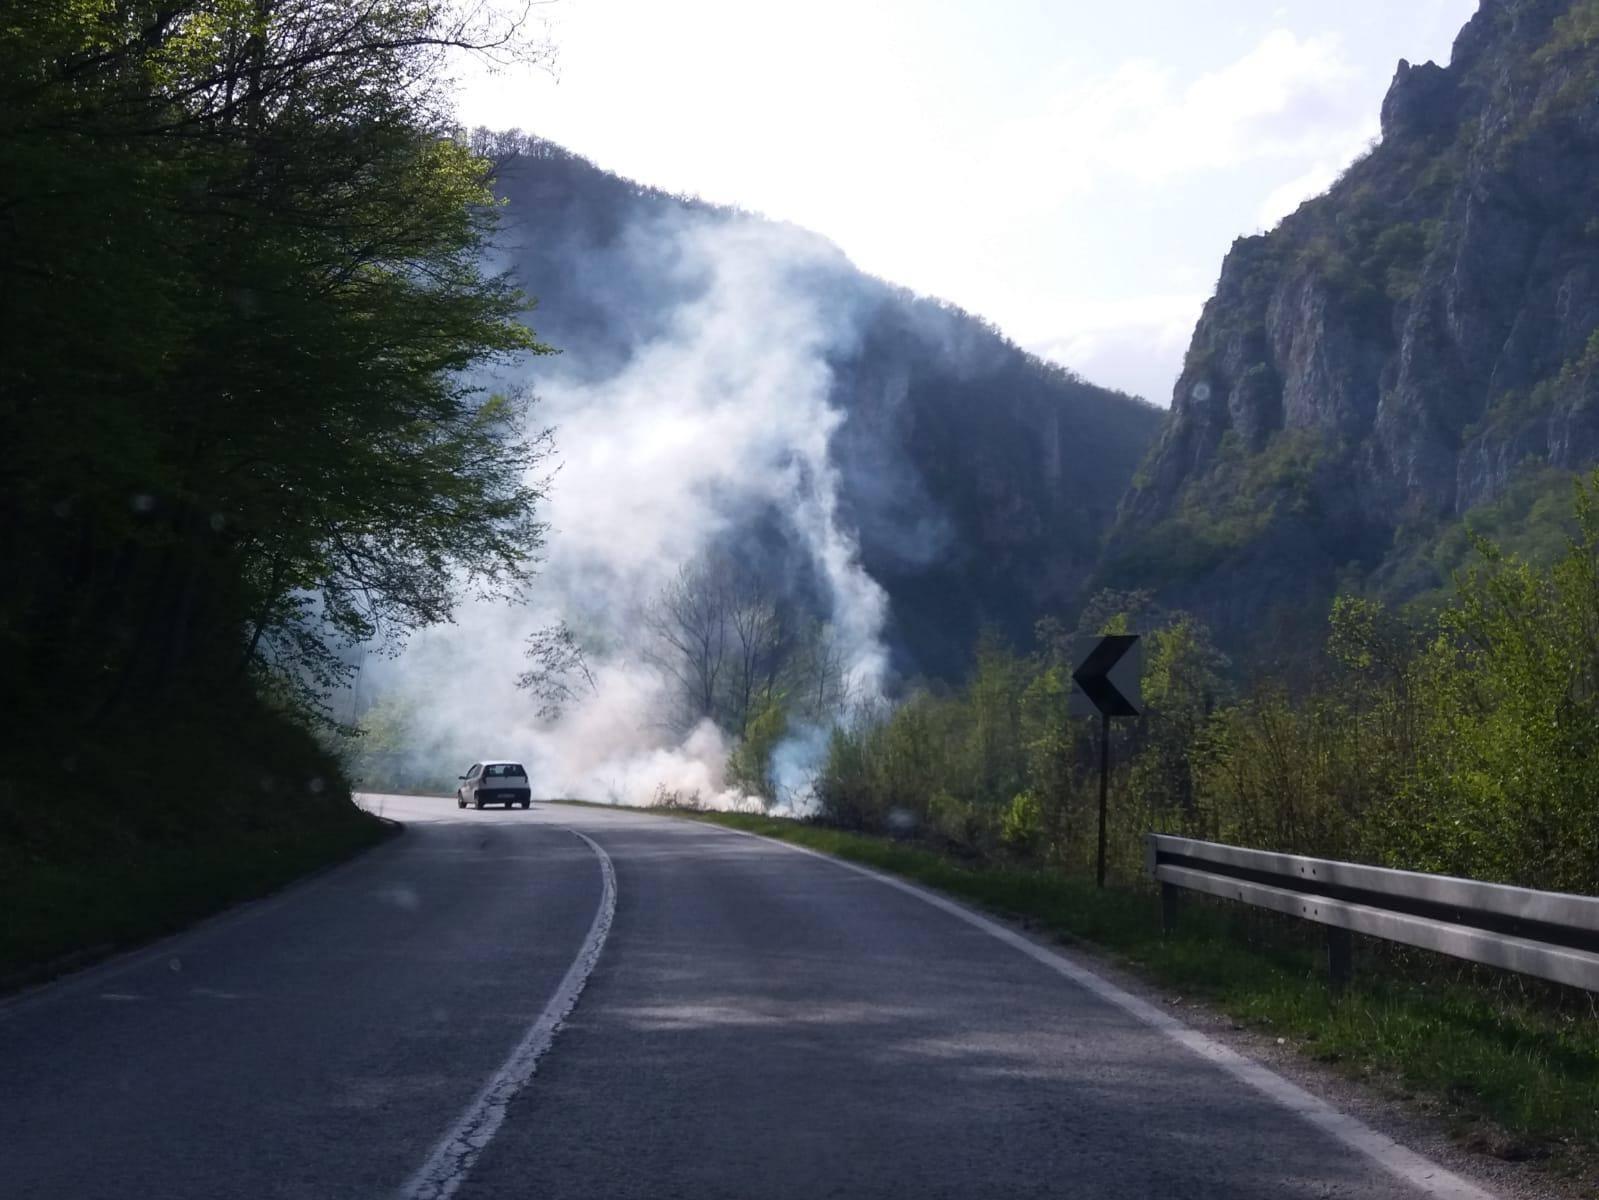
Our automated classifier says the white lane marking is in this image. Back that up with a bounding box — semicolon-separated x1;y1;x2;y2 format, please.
398;828;617;1200
711;824;1498;1200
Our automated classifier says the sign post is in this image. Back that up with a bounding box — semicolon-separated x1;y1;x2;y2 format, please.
1069;634;1142;888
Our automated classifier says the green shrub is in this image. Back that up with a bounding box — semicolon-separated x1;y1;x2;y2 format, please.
1000;791;1043;853
821;470;1599;896
726;696;789;802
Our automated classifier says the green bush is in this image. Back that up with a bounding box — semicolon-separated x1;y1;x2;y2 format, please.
1000;791;1043;853
820;470;1599;895
726;696;790;802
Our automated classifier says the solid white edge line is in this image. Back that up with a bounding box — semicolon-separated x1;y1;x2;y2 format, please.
709;823;1499;1200
397;828;617;1200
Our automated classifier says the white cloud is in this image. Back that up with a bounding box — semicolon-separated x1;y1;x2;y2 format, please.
976;29;1364;215
1151;30;1358;170
1028;293;1208;405
980;29;1380;399
1255;145;1372;231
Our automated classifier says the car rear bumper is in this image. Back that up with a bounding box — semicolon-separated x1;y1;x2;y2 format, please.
478;790;531;804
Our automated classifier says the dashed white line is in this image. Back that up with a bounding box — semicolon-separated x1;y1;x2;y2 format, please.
398;828;617;1200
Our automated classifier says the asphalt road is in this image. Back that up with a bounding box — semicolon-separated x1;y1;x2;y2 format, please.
0;796;1498;1199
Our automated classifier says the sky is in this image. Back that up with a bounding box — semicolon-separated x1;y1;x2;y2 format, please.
454;0;1479;406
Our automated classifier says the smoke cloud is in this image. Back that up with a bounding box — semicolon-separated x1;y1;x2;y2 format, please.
359;210;890;810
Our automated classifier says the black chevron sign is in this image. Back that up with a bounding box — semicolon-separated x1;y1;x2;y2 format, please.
1071;634;1142;718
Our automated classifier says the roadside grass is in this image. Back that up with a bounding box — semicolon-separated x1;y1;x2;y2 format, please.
0;703;393;990
1;814;392;986
685;810;1599;1173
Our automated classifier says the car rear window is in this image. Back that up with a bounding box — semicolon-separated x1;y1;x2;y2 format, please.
484;764;527;779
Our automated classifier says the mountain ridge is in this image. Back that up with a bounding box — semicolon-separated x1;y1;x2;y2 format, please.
483;133;1164;678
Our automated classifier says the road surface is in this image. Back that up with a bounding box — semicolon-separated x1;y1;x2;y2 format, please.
0;796;1496;1199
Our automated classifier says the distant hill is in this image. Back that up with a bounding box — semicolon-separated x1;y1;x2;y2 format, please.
486;136;1164;678
1100;0;1599;654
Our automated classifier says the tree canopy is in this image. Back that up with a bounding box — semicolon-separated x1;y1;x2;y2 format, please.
1;0;554;723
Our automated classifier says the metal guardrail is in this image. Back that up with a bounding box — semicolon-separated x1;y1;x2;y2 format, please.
1145;834;1599;994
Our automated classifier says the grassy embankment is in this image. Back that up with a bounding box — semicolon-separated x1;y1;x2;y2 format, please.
684;810;1599;1171
0;703;392;990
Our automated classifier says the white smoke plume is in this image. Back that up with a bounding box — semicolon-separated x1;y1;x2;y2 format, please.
359;212;889;810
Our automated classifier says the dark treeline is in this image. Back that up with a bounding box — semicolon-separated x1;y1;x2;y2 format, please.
1;1;551;924
818;474;1599;897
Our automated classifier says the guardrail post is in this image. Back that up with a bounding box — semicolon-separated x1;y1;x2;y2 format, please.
1326;927;1352;997
1160;882;1179;936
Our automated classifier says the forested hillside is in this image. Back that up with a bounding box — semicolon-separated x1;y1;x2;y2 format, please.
486;137;1163;680
826;0;1599;896
1101;0;1599;654
0;1;549;977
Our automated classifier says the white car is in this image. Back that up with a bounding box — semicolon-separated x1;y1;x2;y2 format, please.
457;761;532;810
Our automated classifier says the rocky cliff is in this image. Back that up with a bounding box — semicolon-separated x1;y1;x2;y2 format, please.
1103;0;1599;646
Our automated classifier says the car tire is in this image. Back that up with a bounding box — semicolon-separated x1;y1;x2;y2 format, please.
521;800;531;809
457;792;465;809
474;796;485;810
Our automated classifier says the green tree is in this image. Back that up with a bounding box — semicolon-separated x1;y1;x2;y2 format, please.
1132;615;1229;817
1;1;554;726
1389;478;1599;890
726;695;790;803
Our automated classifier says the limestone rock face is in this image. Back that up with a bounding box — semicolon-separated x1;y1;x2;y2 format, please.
1104;0;1599;647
